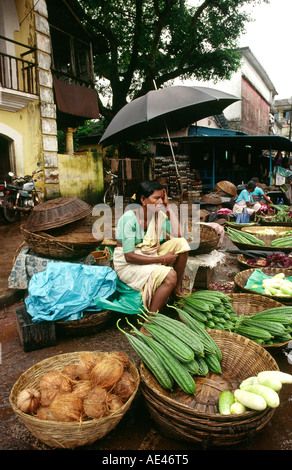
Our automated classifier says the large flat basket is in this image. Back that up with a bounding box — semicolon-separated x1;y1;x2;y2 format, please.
140;330;278;447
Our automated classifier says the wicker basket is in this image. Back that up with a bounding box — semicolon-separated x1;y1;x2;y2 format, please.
139;329;278;447
226;221;257;230
26;197;93;232
9;351;140;449
200;193;222;205
229;227;292;253
227;293;288;349
257;215;292;227
55;310;113;337
189;224;220;256
21;225;102;259
213;181;238;197
237;254;269;270
234;267;292;304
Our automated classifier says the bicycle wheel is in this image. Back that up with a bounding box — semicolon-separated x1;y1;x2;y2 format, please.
103;184;119;206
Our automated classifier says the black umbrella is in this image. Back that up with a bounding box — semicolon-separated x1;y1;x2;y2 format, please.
99;85;240;146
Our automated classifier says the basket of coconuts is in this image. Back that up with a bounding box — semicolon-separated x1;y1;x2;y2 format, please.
9;350;140;449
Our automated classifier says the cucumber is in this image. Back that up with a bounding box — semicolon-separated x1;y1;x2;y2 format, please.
242;384;280;408
230;400;247;414
234;389;267;411
218;390;235;415
257;370;292;384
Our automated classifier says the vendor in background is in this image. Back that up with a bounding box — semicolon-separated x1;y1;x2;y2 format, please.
284;175;292;207
250;177;272;205
113;180;190;313
232;180;262;217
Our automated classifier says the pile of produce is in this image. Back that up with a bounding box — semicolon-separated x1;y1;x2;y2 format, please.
117;309;223;395
219;370;292;414
15;351;137;421
227;227;265;246
251;272;292;297
245;252;292;268
177;290;292;346
257;204;292;224
271;235;292;248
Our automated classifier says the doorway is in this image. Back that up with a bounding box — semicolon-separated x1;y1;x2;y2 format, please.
0;135;11;179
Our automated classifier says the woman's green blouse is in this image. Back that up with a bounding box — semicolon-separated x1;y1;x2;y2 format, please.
115;210;171;254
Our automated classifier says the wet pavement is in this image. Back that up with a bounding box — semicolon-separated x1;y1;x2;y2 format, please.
0;214;292;454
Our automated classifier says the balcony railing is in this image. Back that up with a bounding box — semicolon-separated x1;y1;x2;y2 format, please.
0;35;38;95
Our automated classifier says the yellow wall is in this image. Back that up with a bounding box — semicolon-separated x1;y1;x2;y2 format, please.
58;149;104;205
0;0;43;181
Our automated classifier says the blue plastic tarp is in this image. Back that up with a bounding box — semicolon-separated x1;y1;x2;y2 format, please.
25;262;117;322
94;279;143;315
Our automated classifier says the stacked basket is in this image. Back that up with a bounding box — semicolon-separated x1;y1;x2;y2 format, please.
188;224;221;256
21;197;102;259
139;329;279;447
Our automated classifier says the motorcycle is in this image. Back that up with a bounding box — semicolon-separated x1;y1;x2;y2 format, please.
0;165;43;223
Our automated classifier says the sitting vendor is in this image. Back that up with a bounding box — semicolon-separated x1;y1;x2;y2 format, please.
233;180;262;216
113;180;190;312
251;177;272;205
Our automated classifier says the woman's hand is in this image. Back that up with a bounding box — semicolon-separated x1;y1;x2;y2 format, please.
162;250;178;265
161;189;170;207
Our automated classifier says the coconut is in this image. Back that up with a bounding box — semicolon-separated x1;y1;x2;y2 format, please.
38;370;72;406
75;352;98;380
106;393;124;414
72;380;92;400
62;364;78;381
16;388;41;415
108;351;130;367
49;393;83;422
83;386;107;419
112;370;137;401
90;357;124;389
35;406;57;421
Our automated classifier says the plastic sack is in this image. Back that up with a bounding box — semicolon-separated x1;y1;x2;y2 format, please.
25;262;117;322
245;269;292;294
236;208;250;224
94;279;143;315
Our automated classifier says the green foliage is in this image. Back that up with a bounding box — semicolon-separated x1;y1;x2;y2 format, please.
77;0;269;118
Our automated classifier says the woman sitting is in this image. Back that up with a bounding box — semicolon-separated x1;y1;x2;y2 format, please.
233;180;262;218
113;180;190;312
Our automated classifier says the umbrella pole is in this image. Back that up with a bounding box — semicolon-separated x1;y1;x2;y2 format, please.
165;125;183;199
153;80;183;199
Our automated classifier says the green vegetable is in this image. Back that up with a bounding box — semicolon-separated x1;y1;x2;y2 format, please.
256;376;282;391
116;319;174;391
218;391;235;415
257;370;292;384
204;353;222;374
174;306;218;355
142;322;195;363
239;376;258;389
230;400;247;414
234;389;267;411
139;331;196;395
196;356;209;376
242;384;280;408
234;325;272;341
227;227;265;246
149;313;205;357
